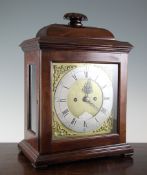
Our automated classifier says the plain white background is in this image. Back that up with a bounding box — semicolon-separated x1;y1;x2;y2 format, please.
0;0;147;142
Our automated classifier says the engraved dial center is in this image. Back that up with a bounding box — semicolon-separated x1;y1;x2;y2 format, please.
67;79;103;117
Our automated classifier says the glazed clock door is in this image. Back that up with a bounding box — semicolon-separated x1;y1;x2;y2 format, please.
52;63;118;140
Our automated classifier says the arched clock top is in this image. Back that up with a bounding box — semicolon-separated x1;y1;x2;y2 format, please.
36;13;115;40
20;13;133;53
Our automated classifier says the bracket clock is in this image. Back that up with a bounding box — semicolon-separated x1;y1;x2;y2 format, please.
18;13;134;168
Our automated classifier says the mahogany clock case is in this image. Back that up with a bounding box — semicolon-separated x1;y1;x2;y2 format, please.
18;13;133;167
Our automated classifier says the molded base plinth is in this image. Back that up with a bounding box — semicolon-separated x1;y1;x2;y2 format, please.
18;140;133;168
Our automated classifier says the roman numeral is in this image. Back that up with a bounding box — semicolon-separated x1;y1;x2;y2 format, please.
62;109;69;117
84;65;89;78
59;99;66;102
84;71;88;78
104;97;110;100
102;84;107;89
84;121;87;128
63;85;69;89
100;107;107;114
72;74;77;80
71;118;77;125
95;117;99;123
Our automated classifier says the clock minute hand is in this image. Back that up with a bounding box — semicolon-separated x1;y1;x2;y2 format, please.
82;96;99;111
87;100;99;111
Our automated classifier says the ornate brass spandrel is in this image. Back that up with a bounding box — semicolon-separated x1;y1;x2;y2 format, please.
52;113;113;139
52;63;77;92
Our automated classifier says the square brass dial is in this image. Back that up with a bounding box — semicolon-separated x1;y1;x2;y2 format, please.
51;63;118;139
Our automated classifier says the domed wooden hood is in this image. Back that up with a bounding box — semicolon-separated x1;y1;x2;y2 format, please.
20;13;133;52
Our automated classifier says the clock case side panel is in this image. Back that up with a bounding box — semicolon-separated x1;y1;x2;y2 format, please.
39;50;52;153
18;50;41;161
118;53;128;143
